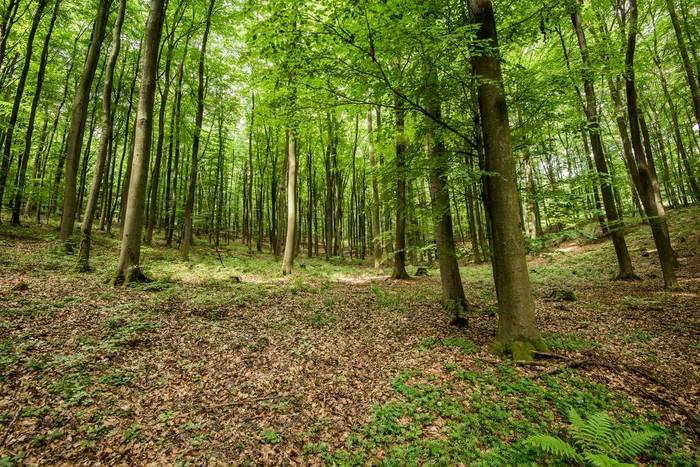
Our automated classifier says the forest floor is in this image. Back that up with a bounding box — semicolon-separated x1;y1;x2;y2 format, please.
0;208;699;466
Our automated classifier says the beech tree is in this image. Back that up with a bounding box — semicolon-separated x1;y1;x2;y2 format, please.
113;0;167;284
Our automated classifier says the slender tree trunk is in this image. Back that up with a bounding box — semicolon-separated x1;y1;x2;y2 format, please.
571;2;636;279
469;0;545;360
391;98;409;280
113;0;166;285
282;128;297;275
425;63;469;325
59;0;112;249
11;0;59;224
0;0;47;220
146;37;174;245
367;108;382;269
77;0;126;271
666;0;700;126
181;0;215;260
625;0;678;290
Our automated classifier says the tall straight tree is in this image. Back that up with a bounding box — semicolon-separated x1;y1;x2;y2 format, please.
425;60;470;326
281;128;297;275
391;98;410;280
0;0;47;219
624;0;678;290
11;0;60;224
570;1;637;280
181;0;215;260
59;0;112;249
468;0;545;360
113;0;167;285
367;107;381;270
77;0;126;271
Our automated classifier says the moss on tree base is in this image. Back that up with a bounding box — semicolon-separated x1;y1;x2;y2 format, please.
489;337;548;362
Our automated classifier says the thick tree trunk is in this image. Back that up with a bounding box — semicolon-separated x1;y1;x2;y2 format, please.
77;0;126;271
59;0;112;249
113;0;166;285
469;0;545;360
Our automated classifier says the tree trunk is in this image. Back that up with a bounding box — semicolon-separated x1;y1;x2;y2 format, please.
281;128;297;275
425;63;469;325
11;0;59;224
666;0;700;126
0;0;47;221
571;2;636;280
59;0;112;250
77;0;125;271
469;0;545;360
391;98;409;280
181;0;215;260
367;108;382;269
113;0;166;285
624;0;678;290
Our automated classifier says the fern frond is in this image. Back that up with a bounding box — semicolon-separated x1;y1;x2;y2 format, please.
583;452;634;467
613;428;658;460
575;411;615;451
525;434;581;461
568;408;586;437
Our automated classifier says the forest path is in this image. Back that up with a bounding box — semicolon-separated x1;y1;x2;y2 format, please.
0;207;698;464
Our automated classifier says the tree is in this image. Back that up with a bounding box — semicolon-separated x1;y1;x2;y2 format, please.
11;0;60;224
0;0;48;220
425;58;469;326
281;128;297;275
468;0;545;360
624;0;678;290
570;0;637;280
113;0;167;285
77;0;126;271
181;0;215;261
59;0;112;250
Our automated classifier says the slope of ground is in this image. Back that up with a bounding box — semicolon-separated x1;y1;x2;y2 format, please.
1;207;698;465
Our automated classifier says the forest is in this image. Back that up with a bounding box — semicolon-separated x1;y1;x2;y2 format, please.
0;0;698;464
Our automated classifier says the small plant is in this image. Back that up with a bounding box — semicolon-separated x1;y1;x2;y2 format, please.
260;429;282;444
525;409;658;466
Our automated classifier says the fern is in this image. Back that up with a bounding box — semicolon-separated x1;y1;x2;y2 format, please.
525;409;659;466
583;452;634;467
526;434;581;461
612;428;658;461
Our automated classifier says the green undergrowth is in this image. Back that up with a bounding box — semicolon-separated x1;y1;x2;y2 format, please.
309;365;696;466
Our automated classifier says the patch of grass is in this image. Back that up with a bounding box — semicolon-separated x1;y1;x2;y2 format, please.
622;329;654;344
619;296;663;311
49;373;93;406
370;284;403;312
543;332;598;351
304;309;337;327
